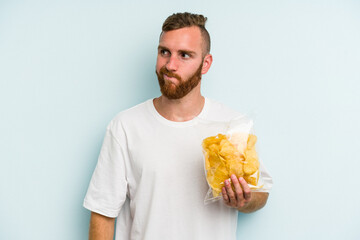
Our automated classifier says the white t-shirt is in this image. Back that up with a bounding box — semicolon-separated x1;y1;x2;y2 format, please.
83;98;251;240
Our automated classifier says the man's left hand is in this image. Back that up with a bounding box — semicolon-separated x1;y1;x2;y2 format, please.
222;174;251;211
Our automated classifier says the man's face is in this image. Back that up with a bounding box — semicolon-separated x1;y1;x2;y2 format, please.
156;26;206;99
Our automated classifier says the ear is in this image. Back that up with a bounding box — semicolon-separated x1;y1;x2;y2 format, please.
201;54;213;75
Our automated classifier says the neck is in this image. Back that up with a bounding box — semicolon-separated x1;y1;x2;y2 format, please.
153;86;205;122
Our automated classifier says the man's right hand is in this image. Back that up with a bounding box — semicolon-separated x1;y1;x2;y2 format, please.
89;212;115;240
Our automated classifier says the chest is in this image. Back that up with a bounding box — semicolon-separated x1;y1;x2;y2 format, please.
126;125;205;185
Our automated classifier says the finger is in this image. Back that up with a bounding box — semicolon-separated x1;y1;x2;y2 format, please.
239;177;252;201
231;174;244;202
225;179;236;206
222;187;229;204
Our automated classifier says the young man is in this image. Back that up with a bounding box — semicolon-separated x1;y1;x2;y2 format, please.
84;12;270;240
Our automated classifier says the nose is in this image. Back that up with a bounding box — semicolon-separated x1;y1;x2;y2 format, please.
165;55;178;72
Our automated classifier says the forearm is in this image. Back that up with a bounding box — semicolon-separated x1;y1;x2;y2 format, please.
238;192;269;213
89;212;115;240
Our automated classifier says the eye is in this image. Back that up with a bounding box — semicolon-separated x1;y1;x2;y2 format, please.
181;52;190;59
160;49;170;56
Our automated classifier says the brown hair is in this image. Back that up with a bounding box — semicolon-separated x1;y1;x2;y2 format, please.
161;12;211;55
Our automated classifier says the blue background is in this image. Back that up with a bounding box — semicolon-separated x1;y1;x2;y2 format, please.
1;1;359;239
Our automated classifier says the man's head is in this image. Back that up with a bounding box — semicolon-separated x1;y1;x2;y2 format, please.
161;12;211;56
156;12;213;100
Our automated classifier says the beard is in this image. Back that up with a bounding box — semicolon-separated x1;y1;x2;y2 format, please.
156;63;203;100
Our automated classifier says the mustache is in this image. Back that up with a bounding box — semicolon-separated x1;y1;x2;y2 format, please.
159;66;181;81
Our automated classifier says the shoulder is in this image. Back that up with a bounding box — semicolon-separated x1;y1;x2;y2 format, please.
204;98;243;121
107;99;152;132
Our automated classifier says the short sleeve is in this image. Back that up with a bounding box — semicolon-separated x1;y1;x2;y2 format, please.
83;123;128;218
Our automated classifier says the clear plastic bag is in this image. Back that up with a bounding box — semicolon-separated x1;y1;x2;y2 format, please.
198;116;273;204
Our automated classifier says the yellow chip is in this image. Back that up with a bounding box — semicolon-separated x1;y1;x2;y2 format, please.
202;133;260;196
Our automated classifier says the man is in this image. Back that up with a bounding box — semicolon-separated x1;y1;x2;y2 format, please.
84;12;270;240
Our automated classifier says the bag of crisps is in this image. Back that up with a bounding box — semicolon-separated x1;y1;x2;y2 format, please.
198;116;273;204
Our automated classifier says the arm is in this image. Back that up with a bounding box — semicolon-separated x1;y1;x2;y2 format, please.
237;192;268;213
89;212;115;240
222;174;269;213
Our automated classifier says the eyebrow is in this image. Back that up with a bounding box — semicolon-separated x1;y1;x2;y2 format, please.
158;45;197;56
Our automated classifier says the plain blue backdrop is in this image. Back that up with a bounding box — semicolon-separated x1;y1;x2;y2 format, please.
1;1;359;239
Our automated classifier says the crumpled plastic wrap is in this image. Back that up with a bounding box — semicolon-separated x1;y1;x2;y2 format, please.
200;116;273;204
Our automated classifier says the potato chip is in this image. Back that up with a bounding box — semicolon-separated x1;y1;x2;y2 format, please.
244;171;259;186
243;135;259;175
202;133;260;197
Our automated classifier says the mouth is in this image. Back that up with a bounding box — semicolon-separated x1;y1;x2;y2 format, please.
164;74;178;83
